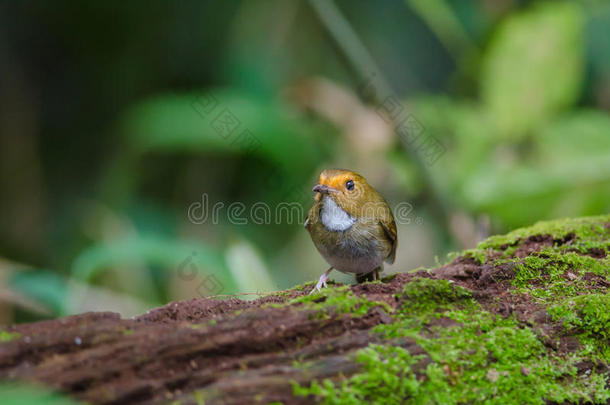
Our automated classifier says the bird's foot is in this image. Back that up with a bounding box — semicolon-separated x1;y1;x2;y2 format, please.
310;267;333;294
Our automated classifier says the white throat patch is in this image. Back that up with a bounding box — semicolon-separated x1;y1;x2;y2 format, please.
321;196;356;231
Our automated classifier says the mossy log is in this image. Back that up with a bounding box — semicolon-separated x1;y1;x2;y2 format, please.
2;215;610;404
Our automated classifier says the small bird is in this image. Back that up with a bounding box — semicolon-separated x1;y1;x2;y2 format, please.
305;169;397;293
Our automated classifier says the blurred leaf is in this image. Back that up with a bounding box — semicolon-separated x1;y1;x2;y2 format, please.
119;90;324;175
462;110;610;226
106;89;330;215
8;269;152;317
407;95;495;190
225;239;276;294
587;3;610;76
387;148;421;195
408;93;610;228
71;236;237;294
9;271;67;315
536;109;610;159
408;0;477;60
481;2;585;139
0;383;79;405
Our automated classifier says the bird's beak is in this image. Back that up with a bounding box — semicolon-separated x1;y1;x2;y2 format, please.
312;184;336;194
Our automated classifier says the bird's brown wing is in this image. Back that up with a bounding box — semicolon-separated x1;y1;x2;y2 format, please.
304;202;319;231
380;214;397;264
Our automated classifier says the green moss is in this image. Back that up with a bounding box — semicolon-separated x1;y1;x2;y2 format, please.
448;248;487;265
401;278;473;312
293;345;421;404
443;214;610;312
451;215;610;266
510;250;608;300
295;278;610;404
282;281;319;295
480;215;610;251
549;294;610;361
286;285;392;318
0;330;20;343
193;391;205;405
380;273;399;283
502;250;610;354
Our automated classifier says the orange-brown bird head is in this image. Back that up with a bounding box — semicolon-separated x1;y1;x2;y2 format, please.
312;169;384;218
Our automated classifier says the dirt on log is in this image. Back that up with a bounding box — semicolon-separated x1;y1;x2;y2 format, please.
1;215;610;404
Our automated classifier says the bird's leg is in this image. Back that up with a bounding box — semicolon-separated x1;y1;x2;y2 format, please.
310;267;333;294
370;267;381;281
355;267;381;284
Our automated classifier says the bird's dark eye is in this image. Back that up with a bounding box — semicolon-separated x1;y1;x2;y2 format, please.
345;180;355;191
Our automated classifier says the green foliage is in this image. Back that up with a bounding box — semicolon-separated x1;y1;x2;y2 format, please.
481;2;585;139
410;99;610;230
0;383;79;405
72;237;223;281
115;89;329;213
406;1;609;230
120;90;327;173
71;236;233;290
9;271;68;316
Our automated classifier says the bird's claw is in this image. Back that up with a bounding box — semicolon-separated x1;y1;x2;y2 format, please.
310;270;331;295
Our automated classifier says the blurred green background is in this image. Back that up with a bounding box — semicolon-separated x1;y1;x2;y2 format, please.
1;0;609;324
